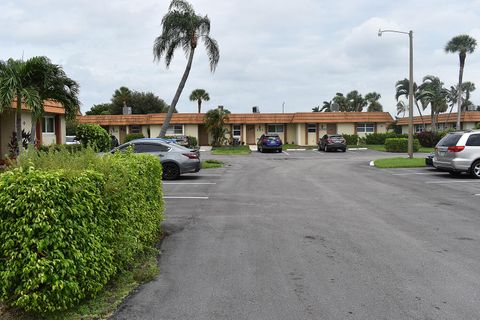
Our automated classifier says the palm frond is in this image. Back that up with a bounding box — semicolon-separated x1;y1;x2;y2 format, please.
203;35;220;72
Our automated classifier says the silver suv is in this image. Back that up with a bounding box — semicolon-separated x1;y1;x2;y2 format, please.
433;130;480;178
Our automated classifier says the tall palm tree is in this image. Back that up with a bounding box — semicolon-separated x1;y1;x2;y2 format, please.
445;81;476;126
396;101;407;118
417;75;449;133
332;93;348;112
395;78;425;128
0;57;79;152
445;34;477;129
189;89;210;113
312;106;320;112
204;107;229;146
112;86;132;114
346;90;366;112
365;92;383;112
320;100;332;112
154;0;219;137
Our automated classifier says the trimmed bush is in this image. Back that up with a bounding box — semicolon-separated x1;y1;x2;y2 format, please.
75;124;111;152
365;132;407;145
0;168;114;312
342;134;359;145
0;149;164;313
38;144;83;153
476;123;480;129
415;131;443;147
385;138;420;152
188;136;198;148
124;133;145;143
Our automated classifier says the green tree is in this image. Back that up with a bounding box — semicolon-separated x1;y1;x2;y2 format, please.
445;81;476;125
417;75;449;133
395;78;426;128
204;108;229;147
445;34;477;129
86;103;112;115
130;91;169;114
154;0;219;137
332;93;348;112
346;90;366;112
321;100;333;112
0;57;79;153
396;101;407;118
189;89;210;113
312;106;320;112
110;86;132;115
365;92;383;112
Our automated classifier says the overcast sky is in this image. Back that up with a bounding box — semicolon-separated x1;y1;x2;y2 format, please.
2;0;480;117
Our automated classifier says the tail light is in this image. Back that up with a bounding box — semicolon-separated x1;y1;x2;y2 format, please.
447;146;465;153
182;152;199;159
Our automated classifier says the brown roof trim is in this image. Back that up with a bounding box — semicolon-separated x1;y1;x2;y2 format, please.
397;112;480;125
9;99;67;115
77;112;394;126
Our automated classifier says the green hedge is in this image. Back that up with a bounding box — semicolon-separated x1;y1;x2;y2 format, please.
75;124;111;152
365;132;408;145
38;144;83;153
0;150;164;313
124;133;145;143
342;134;359;145
385;138;420;152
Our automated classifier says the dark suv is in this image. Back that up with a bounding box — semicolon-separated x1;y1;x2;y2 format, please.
318;134;347;152
257;134;283;153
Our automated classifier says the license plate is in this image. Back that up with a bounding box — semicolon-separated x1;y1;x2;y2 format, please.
439;151;446;157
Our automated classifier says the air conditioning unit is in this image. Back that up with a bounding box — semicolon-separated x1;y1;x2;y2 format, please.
252;106;260;113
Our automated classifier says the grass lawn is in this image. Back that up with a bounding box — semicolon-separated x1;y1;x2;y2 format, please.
211;146;251;155
283;144;316;150
201;159;224;169
374;157;426;168
367;145;434;153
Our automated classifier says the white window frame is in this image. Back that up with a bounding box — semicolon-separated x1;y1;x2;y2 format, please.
356;122;375;133
166;124;184;135
267;124;284;134
307;123;317;133
233;125;241;137
42;116;55;134
414;124;424;133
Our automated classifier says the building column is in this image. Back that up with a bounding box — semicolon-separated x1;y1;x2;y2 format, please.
242;124;247;144
304;123;308;146
284;124;288;144
296;124;302;145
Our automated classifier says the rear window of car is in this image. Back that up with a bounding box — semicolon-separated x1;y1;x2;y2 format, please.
466;134;480;146
437;133;462;147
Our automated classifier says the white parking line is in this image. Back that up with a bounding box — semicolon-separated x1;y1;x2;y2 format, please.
475;194;480;196
282;151;290;155
164;196;209;199
163;182;216;185
392;172;440;176
425;180;480;184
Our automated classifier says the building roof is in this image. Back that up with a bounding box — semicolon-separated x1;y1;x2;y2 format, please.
397;112;480;125
78;112;394;126
9;100;67;114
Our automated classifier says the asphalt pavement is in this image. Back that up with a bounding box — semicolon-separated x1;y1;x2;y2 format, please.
113;149;480;320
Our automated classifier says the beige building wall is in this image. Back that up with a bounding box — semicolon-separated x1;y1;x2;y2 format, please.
464;122;476;130
141;125;149;137
184;124;199;139
296;123;305;145
376;122;388;134
337;123;355;135
0;111;15;158
109;126;121;141
286;124;296;144
149;125;162;138
255;124;266;141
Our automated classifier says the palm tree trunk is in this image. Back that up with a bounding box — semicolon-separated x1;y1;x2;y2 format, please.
456;54;465;130
431;108;436;133
16;94;22;156
197;100;201;113
414;100;426;130
159;48;196;138
30;115;37;145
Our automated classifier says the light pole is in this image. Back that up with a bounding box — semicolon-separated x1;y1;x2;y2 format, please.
378;29;414;159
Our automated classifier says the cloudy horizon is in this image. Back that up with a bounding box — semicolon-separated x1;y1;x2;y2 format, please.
2;0;480;117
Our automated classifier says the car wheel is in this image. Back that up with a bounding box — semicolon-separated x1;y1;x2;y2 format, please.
318;145;321;151
324;145;328;152
471;160;480;179
342;148;346;152
259;146;263;153
449;171;462;177
278;148;282;153
162;162;180;180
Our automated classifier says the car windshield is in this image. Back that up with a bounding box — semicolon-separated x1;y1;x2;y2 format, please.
268;136;279;141
437;133;462;147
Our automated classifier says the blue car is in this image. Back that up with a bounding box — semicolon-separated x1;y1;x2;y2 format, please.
257;134;283;153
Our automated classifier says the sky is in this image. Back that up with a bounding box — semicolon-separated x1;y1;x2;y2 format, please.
2;0;480;117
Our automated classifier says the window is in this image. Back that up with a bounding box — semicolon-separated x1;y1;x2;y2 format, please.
130;125;141;134
166;125;183;135
134;143;170;153
307;124;317;133
42;116;55;133
466;134;480;146
233;125;241;137
414;124;425;133
356;123;375;133
267;124;284;133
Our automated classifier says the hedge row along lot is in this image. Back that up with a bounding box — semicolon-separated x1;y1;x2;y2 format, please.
0;149;164;313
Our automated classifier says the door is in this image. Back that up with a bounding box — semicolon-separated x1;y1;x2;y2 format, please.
198;125;209;146
326;124;337;134
246;125;255;144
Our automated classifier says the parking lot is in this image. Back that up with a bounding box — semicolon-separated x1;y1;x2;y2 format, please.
114;149;480;320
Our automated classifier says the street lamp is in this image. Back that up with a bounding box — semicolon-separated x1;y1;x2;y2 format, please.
378;29;414;159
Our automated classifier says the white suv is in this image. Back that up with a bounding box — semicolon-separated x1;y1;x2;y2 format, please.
433;130;480;178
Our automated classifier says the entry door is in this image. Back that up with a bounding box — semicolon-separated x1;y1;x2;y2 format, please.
246;125;255;144
198;125;209;146
326;124;337;134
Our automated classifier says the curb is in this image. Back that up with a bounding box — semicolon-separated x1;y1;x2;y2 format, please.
349;148;368;151
369;161;375;167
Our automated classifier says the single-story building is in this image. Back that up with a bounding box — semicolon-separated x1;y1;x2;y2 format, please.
77;111;394;146
0;101;67;163
397;111;480;133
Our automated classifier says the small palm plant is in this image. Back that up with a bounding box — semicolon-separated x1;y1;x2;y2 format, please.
154;0;219;137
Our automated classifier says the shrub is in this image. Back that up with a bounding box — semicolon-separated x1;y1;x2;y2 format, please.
0;168;114;312
188;136;198;148
1;150;164;313
342;134;359;145
75;124;111;152
365;132;407;145
385;138;420;152
476;123;480;129
415;131;443;147
38;144;83;153
124;133;145;143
